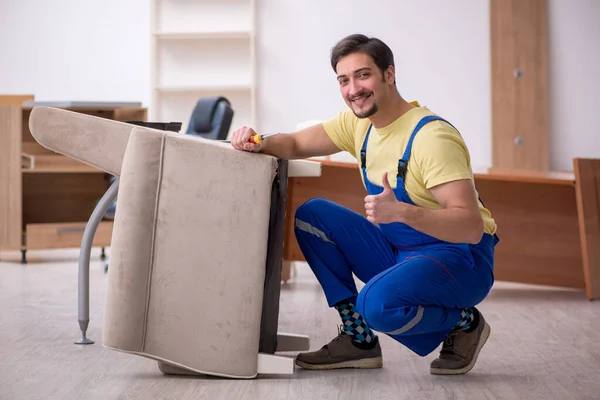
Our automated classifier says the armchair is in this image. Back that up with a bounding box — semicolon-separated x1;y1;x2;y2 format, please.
27;106;321;378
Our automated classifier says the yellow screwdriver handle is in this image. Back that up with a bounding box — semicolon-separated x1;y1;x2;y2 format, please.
249;134;263;144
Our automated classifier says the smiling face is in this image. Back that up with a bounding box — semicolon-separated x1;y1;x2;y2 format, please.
335;52;395;119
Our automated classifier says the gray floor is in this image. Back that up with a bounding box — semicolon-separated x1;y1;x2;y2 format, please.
1;248;600;400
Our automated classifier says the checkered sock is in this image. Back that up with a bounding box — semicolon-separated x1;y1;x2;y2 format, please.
334;299;377;348
454;307;478;332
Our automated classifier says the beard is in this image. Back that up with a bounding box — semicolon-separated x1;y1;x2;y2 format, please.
349;91;378;119
352;103;378;119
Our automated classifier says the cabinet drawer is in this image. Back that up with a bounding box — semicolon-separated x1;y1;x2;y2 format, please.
26;222;113;250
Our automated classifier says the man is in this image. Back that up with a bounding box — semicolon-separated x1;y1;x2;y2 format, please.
230;34;498;375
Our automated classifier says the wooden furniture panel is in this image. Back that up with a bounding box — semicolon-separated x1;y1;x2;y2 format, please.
491;0;549;170
21;142;54;155
574;158;600;300
0;106;23;250
473;167;574;185
282;160;599;299
26;222;113;250
21;152;102;173
113;107;148;122
0;94;33;106
22;173;111;224
474;179;583;289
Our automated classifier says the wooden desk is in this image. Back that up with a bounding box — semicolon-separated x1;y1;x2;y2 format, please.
282;159;600;300
0;105;147;263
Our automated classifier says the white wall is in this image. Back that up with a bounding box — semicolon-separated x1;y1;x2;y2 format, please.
256;0;491;166
0;0;598;171
0;0;150;104
548;0;600;171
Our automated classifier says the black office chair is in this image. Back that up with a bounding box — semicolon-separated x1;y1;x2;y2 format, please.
185;96;234;140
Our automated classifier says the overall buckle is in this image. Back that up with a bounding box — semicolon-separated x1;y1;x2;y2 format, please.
397;159;407;179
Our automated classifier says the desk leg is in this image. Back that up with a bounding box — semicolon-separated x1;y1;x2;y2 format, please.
281;260;292;283
574;158;600;300
282;176;296;284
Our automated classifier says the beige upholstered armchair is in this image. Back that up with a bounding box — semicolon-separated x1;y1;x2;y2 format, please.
28;107;321;378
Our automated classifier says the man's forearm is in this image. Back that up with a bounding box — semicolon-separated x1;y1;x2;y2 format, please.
399;203;484;244
259;133;299;160
258;124;339;160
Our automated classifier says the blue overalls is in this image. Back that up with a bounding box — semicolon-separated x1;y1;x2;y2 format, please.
294;116;498;357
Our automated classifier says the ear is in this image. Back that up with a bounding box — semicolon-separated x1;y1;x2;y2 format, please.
385;65;395;85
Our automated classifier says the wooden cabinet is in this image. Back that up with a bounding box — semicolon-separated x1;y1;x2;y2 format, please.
490;0;550;171
0;104;147;262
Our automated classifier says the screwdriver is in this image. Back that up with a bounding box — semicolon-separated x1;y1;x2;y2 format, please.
249;132;279;144
221;132;279;144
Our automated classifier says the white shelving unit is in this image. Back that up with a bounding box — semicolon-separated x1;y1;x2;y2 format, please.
150;0;256;135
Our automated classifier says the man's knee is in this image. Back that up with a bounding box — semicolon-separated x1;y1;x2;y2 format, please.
294;198;335;220
294;198;338;245
356;289;388;332
356;283;418;335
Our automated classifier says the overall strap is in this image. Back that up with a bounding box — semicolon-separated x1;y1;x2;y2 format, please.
397;115;454;180
396;115;500;245
360;124;373;175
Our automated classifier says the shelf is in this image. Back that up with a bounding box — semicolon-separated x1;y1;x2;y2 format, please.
150;0;256;132
156;37;252;88
155;0;253;34
26;221;113;250
156;85;253;93
22;166;102;174
21;153;102;174
154;31;251;40
157;90;252;136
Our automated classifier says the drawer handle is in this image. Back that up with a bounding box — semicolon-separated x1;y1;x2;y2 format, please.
57;227;86;233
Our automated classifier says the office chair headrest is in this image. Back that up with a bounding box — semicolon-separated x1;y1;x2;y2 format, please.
190;96;232;133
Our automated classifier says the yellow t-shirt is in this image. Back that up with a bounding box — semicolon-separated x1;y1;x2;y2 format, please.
322;102;497;235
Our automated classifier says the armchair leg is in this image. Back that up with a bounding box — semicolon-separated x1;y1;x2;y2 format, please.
257;353;295;375
276;332;310;352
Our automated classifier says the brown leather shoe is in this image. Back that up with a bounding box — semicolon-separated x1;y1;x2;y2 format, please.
430;310;491;375
295;327;383;370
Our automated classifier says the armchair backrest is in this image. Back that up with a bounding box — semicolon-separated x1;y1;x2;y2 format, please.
185;96;234;140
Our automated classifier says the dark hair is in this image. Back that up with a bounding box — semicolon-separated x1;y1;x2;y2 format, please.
330;34;395;78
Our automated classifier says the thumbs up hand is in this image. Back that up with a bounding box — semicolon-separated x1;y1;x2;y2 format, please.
364;172;403;224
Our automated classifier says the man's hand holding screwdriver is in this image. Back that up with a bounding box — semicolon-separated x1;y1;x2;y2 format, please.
230;127;279;153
